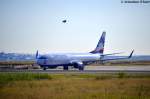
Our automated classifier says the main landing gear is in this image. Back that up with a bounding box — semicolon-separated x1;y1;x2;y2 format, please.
63;65;68;70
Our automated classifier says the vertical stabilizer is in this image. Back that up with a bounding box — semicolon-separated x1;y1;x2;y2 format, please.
90;31;106;54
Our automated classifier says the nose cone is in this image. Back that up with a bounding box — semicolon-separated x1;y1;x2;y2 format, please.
36;59;40;65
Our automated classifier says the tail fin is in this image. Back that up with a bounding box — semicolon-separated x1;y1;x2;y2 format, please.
90;31;106;54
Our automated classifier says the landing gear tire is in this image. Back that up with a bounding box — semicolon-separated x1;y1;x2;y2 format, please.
43;67;47;70
63;65;68;70
79;66;84;71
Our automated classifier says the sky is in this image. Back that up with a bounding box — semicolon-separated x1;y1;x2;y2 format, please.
0;0;150;55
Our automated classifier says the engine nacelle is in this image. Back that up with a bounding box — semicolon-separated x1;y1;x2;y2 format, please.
73;61;84;70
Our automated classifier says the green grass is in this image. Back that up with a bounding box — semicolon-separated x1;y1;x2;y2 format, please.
0;73;150;99
0;73;52;86
0;73;150;84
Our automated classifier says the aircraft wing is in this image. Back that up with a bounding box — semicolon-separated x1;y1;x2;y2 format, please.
101;52;124;56
101;50;134;61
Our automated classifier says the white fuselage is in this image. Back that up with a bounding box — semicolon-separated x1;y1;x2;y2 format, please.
37;53;101;66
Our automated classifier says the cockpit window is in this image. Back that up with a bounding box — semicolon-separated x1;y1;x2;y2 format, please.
38;56;47;59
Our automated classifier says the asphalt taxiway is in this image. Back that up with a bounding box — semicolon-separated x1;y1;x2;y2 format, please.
0;66;150;74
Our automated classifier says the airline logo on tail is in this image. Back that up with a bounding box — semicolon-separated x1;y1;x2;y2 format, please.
90;31;106;54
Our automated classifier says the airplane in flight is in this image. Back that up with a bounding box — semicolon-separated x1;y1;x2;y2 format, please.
36;31;134;70
62;20;67;23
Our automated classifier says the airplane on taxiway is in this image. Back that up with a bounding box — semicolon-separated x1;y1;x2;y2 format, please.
36;31;134;70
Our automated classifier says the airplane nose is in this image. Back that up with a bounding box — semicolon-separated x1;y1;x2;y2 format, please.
36;59;39;64
36;56;47;65
36;59;41;65
36;58;47;65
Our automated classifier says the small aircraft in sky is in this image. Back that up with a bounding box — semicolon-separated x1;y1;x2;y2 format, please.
62;20;67;23
36;31;134;70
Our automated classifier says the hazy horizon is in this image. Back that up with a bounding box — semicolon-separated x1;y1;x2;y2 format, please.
0;0;150;55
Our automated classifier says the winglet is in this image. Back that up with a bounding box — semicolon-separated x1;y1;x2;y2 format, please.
128;50;134;58
36;50;38;59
